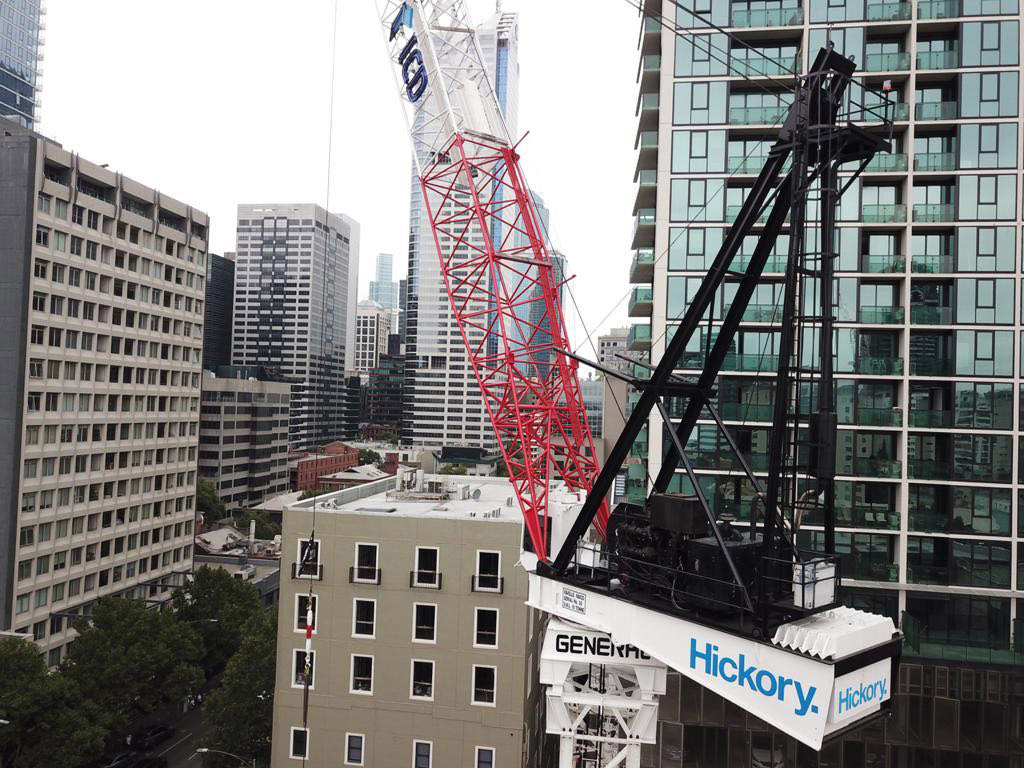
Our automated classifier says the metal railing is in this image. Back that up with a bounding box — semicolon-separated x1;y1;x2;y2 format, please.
471;574;505;593
409;570;443;589
349;566;382;585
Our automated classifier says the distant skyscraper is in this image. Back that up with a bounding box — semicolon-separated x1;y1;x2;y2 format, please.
354;299;391;372
203;252;235;371
368;252;399;310
0;0;43;128
402;10;519;449
398;278;408;341
232;204;359;451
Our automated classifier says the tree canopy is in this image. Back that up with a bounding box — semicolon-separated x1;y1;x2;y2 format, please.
232;507;281;540
359;448;383;466
197;477;226;521
438;463;468;475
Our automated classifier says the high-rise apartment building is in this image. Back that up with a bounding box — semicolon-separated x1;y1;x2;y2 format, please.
630;0;1024;763
232;204;359;452
0;118;206;661
202;252;235;371
597;326;632;375
0;0;43;128
402;11;519;449
198;366;290;512
270;473;547;768
368;252;399;310
354;299;391;372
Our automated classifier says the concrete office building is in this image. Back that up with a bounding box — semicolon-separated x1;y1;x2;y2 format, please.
202;251;235;371
0;0;43;128
198;366;291;513
629;0;1024;763
596;326;633;375
401;11;519;450
354;299;391;372
232;204;359;451
0;118;206;661
270;473;546;768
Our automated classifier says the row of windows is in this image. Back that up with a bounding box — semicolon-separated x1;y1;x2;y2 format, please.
19;494;190;532
24;420;196;449
287;730;495;768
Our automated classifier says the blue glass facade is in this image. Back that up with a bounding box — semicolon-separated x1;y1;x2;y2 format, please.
0;0;42;127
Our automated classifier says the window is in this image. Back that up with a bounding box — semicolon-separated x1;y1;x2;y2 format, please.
289;727;309;760
411;659;435;700
476;747;495;768
413;603;437;643
353;542;379;583
292;649;315;689
413;546;439;587
472;665;497;706
351;654;373;694
413;741;432;768
474;608;499;647
296;538;320;577
474;551;502;591
353;598;376;637
295;594;317;633
345;733;365;766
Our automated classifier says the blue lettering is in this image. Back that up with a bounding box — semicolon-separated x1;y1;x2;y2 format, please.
391;7;430;102
837;678;888;715
737;654;756;691
719;657;737;683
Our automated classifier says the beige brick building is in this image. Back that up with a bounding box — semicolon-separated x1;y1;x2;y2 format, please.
0;117;207;662
270;473;548;768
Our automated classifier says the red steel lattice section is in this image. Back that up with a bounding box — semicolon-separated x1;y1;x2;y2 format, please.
420;132;608;556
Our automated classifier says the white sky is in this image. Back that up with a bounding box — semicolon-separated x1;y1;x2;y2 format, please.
42;0;638;348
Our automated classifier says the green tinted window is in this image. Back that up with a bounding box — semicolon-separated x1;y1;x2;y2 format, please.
673;81;728;124
671;130;726;173
962;21;1019;67
675;33;729;77
955;278;1014;324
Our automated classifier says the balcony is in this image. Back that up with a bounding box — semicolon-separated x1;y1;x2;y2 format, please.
910;254;954;273
722;353;781;372
729;105;788;125
854;407;903;427
866;1;912;19
858;306;905;324
861;254;905;273
638;92;659;130
718;402;774;422
730;6;804;26
839;456;902;478
917;49;958;70
910;305;953;324
640;15;660;55
628;286;653;317
914;152;957;172
630;248;654;282
915;101;957;121
633;426;649;459
912;203;955;222
908;409;952;427
741;304;780;323
731;55;800;78
625;462;647;504
917;0;960;17
631;208;655;249
861;204;907;223
918;0;1019;16
865;153;908;173
864;52;911;72
732;254;789;273
727;204;772;224
854;356;904;375
638;54;661;92
627;323;651;351
907;459;951;480
909;356;954;375
635;168;657;208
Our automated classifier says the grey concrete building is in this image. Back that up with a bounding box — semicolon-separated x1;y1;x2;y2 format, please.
198;366;291;513
271;473;547;768
0;0;43;128
232;204;359;451
0;117;206;661
354;299;391;373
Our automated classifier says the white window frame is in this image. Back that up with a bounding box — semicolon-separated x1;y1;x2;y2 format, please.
475;549;502;592
353;541;379;583
412;740;433;768
412;602;438;644
471;664;497;707
352;597;377;639
291;648;316;690
289;727;310;760
345;732;365;766
410;658;436;701
350;653;374;695
295;537;321;577
475;746;496;768
294;592;317;635
473;607;499;649
413;545;440;587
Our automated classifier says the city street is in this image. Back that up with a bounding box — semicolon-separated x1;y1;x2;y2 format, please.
159;706;206;768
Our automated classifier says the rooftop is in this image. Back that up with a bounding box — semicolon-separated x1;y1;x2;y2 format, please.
321;464;391;482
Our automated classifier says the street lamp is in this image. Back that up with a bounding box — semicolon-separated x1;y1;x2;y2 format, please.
0;719;10;725
194;747;256;768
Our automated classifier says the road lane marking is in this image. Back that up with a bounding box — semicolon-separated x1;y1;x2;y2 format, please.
159;730;192;757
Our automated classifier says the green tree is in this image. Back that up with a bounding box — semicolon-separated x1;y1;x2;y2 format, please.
201;609;277;768
438;463;467;475
359;449;383;466
172;566;263;674
0;637;107;768
197;477;226;521
63;598;204;730
298;487;323;500
232;508;281;540
377;431;399;444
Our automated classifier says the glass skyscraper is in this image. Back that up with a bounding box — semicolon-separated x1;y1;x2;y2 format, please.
0;0;43;127
629;0;1024;763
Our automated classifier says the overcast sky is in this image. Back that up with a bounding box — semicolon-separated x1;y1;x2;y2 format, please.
42;0;638;349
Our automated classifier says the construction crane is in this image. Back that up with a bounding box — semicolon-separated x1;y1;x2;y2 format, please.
376;2;903;764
